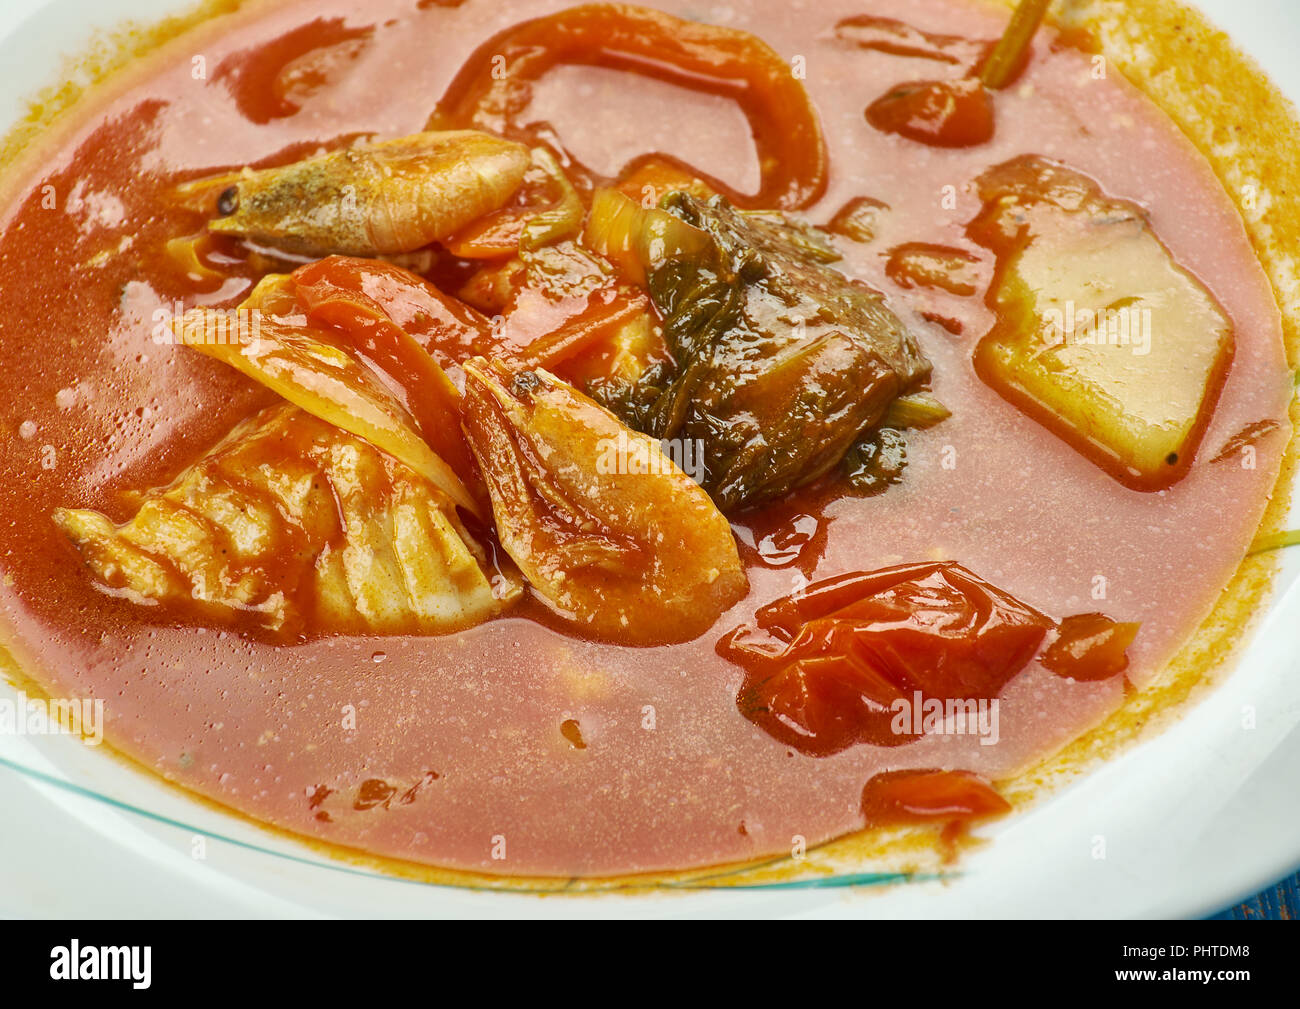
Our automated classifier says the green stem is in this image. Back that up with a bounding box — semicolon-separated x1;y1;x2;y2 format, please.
1249;529;1300;556
980;0;1053;90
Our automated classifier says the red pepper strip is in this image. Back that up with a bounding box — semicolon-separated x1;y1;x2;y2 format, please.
291;257;486;505
834;15;991;66
292;256;491;369
443;160;570;259
860;769;1011;827
614;157;715;206
428;3;828;210
495;286;651;372
442;211;532;260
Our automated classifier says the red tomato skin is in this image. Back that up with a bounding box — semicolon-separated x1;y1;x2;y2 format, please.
1041;613;1140;682
724;562;1054;755
865;77;995;148
860;769;1011;826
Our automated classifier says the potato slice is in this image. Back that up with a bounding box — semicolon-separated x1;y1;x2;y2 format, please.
968;156;1233;490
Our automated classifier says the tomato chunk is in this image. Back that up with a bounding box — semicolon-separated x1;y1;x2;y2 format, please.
885;242;982;296
723;562;1140;756
865;78;994;148
1041;612;1140;682
860;769;1011;826
722;562;1054;755
731;624;913;753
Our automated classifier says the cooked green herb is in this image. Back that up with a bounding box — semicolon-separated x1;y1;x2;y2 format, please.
843;427;908;495
882;391;951;430
625;192;930;511
1249;529;1300;556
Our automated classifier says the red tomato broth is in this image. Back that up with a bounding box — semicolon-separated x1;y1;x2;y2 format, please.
0;0;1290;876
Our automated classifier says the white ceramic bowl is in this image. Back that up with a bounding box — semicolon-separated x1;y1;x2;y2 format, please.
1;0;1298;918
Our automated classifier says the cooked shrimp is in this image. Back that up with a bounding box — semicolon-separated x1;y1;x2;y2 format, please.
177;130;530;256
460;358;748;645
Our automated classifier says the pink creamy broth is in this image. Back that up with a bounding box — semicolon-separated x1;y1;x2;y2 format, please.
0;0;1287;875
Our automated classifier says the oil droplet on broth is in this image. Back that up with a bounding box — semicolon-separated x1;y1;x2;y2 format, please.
560;718;586;749
757;513;822;566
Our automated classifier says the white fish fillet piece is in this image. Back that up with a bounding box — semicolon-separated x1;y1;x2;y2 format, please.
54;403;517;635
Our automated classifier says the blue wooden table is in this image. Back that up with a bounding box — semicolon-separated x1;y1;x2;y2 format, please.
1212;871;1299;919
